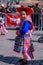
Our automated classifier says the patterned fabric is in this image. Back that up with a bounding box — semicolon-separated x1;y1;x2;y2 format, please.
22;35;31;60
0;18;7;34
13;35;24;53
14;18;34;60
13;35;32;60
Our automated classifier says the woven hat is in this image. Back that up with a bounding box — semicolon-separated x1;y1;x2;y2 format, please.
16;7;33;14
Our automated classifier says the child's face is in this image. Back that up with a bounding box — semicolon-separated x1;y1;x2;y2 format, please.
20;11;27;19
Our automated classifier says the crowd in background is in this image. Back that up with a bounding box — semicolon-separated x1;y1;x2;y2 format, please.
0;1;43;30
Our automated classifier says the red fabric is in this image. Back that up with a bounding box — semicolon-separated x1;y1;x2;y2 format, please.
30;21;34;30
24;37;31;48
6;14;20;26
26;15;34;30
16;31;19;35
16;7;33;15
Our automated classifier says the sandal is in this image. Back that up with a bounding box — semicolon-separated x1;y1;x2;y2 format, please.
1;33;5;35
19;59;23;62
20;59;28;64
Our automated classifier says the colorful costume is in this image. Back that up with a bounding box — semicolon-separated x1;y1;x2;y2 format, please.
13;7;34;61
0;17;7;35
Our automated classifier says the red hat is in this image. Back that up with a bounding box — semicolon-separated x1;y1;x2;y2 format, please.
16;7;33;14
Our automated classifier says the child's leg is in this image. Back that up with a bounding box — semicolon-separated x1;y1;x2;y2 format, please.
1;25;7;35
22;37;31;62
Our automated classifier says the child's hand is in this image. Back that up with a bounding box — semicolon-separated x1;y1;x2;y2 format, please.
16;31;20;35
16;31;18;35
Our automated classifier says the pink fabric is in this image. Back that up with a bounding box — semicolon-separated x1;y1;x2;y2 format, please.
24;37;30;48
27;15;32;22
1;25;7;34
16;15;34;35
15;15;34;60
22;37;31;60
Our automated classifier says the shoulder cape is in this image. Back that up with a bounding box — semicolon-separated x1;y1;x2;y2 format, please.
19;20;31;35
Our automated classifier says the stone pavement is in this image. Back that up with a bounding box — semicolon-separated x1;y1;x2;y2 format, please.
0;30;43;65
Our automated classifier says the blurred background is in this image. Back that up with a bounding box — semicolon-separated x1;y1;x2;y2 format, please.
0;0;43;30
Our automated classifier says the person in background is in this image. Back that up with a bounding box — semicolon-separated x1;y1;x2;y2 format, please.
33;3;41;30
6;5;11;13
0;17;7;35
12;7;17;13
0;4;4;12
14;2;21;8
13;7;34;64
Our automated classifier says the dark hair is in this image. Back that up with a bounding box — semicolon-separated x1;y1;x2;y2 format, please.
16;2;19;4
20;9;27;13
35;3;38;7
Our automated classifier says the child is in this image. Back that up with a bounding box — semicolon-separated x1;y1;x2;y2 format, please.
0;17;7;35
13;7;34;64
